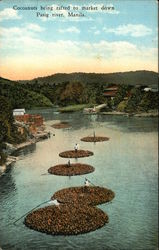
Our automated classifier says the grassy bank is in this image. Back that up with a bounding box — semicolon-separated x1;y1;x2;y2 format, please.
58;104;94;113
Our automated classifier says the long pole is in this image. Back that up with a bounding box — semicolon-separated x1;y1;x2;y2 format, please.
13;199;51;225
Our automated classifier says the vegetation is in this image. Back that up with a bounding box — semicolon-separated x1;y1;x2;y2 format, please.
124;88;144;113
20;81;105;106
0;96;28;165
19;71;158;112
114;87;158;113
113;84;132;106
0;77;53;109
116;100;128;112
138;91;158;112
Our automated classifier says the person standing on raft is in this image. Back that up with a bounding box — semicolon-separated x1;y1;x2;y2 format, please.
67;159;71;167
84;178;90;192
84;178;90;187
48;199;60;206
74;143;78;153
93;131;96;139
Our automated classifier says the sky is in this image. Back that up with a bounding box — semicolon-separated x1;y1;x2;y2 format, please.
0;0;158;80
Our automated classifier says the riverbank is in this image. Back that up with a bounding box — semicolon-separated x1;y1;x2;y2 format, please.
101;110;158;117
83;109;158;117
0;131;50;177
58;104;158;117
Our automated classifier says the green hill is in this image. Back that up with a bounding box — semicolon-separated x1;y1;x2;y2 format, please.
20;70;158;87
0;77;53;109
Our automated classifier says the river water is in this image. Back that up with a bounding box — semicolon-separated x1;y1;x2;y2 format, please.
0;110;158;250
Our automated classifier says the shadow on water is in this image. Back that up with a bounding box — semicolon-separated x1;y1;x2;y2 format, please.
96;115;158;133
0;144;36;201
0;165;16;200
27;108;158;133
62;113;158;133
13;143;36;157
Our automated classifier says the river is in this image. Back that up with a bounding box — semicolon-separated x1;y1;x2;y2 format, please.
0;110;158;250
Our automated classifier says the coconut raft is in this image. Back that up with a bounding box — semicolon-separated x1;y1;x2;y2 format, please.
52;186;115;206
59;150;94;158
48;163;95;176
81;136;109;142
25;204;108;235
51;122;71;129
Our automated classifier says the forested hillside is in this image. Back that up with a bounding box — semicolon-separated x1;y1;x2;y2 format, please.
19;70;158;108
0;70;158;112
0;77;53;109
20;70;158;87
20;81;105;106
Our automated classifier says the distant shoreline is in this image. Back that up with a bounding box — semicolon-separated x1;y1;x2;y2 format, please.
58;105;158;117
100;111;158;117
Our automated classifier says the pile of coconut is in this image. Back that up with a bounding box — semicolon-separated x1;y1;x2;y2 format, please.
24;185;115;235
59;150;94;158
25;203;108;235
52;186;115;206
52;122;71;129
48;163;95;176
81;136;109;142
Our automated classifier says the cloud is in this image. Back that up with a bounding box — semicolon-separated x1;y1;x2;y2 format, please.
59;26;80;33
90;26;96;30
0;25;157;79
94;30;100;35
0;23;44;39
0;8;21;21
0;24;45;50
0;25;156;61
89;26;101;35
103;24;152;37
27;23;44;32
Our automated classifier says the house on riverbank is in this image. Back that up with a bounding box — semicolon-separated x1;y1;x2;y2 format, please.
103;85;118;100
13;109;25;116
15;114;44;135
15;114;43;126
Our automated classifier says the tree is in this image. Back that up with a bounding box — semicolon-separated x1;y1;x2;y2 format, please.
125;88;144;112
60;82;85;105
114;84;132;107
138;91;158;112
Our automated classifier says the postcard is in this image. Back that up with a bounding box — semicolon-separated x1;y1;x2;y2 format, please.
0;1;158;250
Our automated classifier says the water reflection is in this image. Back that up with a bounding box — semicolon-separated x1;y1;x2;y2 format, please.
14;143;36;157
0;166;16;199
28;109;158;133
